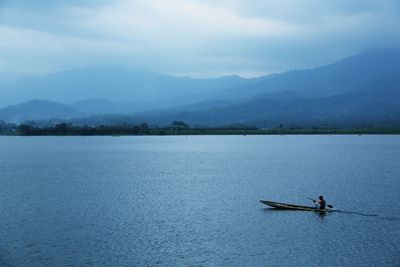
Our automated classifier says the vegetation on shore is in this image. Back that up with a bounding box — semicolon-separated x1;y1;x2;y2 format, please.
1;120;400;136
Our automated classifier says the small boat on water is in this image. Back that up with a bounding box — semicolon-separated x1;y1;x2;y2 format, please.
260;200;336;212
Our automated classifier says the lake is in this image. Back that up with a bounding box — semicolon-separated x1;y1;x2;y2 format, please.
0;135;399;266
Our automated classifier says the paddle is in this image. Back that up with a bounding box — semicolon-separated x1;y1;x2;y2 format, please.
307;197;333;209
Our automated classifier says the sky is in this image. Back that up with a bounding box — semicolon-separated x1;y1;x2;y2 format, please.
0;0;400;78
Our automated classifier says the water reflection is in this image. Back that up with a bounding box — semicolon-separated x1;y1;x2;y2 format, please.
262;207;328;219
318;211;326;219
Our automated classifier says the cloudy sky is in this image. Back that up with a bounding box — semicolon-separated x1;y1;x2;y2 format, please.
0;0;400;77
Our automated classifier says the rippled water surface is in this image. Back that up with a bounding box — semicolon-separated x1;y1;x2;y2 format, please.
0;135;399;266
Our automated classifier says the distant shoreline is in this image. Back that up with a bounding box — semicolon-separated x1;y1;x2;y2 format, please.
2;127;400;136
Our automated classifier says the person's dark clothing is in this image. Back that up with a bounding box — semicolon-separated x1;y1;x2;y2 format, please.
319;199;326;210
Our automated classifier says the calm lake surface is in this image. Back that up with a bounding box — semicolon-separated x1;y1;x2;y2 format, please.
0;135;399;266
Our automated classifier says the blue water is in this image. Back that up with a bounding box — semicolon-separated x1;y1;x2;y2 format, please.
0;135;399;266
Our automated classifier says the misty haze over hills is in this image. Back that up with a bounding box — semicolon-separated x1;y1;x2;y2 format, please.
0;67;248;109
0;48;399;128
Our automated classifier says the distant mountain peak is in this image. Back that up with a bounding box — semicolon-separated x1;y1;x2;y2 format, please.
0;99;79;123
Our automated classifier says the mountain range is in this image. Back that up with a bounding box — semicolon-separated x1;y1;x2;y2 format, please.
0;48;399;127
0;66;247;109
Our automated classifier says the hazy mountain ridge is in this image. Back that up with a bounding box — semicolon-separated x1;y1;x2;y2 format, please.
3;48;399;109
141;86;400;128
213;48;400;100
0;66;249;108
70;98;158;115
0;48;399;126
0;100;80;123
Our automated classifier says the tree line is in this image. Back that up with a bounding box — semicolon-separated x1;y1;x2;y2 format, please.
14;121;259;136
3;120;400;136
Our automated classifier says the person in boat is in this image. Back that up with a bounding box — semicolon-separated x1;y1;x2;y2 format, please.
315;196;326;210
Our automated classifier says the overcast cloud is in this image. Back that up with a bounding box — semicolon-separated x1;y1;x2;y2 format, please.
0;0;399;77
